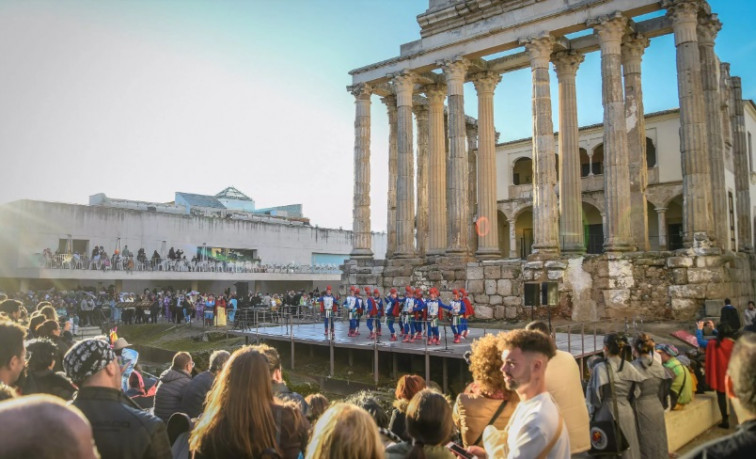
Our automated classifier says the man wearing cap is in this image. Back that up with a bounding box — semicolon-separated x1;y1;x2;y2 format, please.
384;288;402;341
656;343;693;409
365;287;383;340
64;338;171;459
317;286;338;339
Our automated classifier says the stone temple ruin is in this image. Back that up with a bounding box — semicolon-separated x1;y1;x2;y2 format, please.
343;0;755;322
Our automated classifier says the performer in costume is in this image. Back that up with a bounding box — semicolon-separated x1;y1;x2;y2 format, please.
411;288;426;343
317;285;339;339
384;288;402;341
445;289;466;343
399;286;412;338
365;287;383;339
459;288;474;338
343;286;358;337
424;287;446;345
401;286;416;343
354;287;364;336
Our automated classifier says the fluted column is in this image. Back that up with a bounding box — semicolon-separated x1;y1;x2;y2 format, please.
414;103;430;256
591;13;634;252
426;86;447;255
698;15;728;250
466;120;479;255
473;73;502;257
442;58;470;254
392;72;416;257
508;218;518;259
522;35;559;255
622;33;650;251
656;207;668;250
553;51;585;253
731;77;753;252
350;83;373;258
665;0;714;247
381;95;398;257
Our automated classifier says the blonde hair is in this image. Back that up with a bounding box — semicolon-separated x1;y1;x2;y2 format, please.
469;333;506;395
305;403;384;459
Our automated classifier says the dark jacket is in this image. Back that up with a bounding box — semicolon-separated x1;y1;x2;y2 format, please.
193;404;310;459
682;419;756;459
180;370;215;418
20;369;76;400
273;381;309;418
73;386;172;459
154;368;192;421
389;400;410;442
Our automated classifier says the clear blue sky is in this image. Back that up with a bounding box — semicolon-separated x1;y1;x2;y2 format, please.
0;0;753;232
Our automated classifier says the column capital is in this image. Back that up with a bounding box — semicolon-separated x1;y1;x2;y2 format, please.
697;14;722;46
391;71;416;107
440;58;469;95
590;12;629;54
424;84;446;106
621;33;649;61
471;72;502;95
654;207;667;214
348;83;372;99
664;0;704;44
552;50;584;81
520;34;554;67
412;103;429;119
380;94;397;115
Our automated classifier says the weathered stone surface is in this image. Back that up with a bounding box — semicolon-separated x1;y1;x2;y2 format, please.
455;270;467;280
476;305;494;319
705;283;727;299
667;257;694;268
500;267;519;279
484;280;497;295
467;266;484;280
547;270;564;280
695;256;725;268
671;298;699;320
490;294;502;305
497;279;512;296
671;268;688;284
494;306;506;319
475;294;490;304
428;271;443;281
392;277;411;287
687;267;723;284
524;261;544;270
603;289;631;317
544;260;567;269
522;269;534;281
467;279;484;294
484;265;501;279
669;284;706;299
503;296;522;307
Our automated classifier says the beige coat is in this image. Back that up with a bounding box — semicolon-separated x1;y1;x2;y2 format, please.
453;389;518;447
546;349;591;454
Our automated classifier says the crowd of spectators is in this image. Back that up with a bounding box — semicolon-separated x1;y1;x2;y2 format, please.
39;245;340;274
1;288;755;458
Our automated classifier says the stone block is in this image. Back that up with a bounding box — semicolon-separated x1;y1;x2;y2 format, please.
475;294;490;304
705;299;724;316
667;257;694;268
671;268;688;285
500;267;519;279
485;280;497;295
442;270;456;281
705;283;727;300
497;279;512;296
669;284;706;299
522;270;534;281
467;280;484;294
671;298;700;320
455;270;467;280
490;294;503;305
467;266;484;280
476;305;494;319
687;268;723;284
505;306;519;319
547;270;564;280
484;265;501;279
695;256;725;268
428;271;443;281
392;277;410;287
603;289;631;317
544;260;567;269
494;306;506;319
503;296;522;307
524;261;544;270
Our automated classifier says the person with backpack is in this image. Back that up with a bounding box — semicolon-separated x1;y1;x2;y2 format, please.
656;343;694;410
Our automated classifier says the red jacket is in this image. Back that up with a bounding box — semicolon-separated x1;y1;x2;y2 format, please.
705;337;734;392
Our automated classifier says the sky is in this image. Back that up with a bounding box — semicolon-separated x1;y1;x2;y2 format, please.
1;0;754;232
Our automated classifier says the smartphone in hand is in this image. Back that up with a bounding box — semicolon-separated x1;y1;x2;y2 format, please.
445;441;475;459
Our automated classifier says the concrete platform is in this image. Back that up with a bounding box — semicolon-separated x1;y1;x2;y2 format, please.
666;392;723;452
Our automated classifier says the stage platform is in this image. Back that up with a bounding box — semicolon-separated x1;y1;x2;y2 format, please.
228;320;604;360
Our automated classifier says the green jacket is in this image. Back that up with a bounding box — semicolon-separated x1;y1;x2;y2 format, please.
664;357;693;405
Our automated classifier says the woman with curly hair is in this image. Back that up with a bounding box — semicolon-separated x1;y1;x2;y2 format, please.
389;374;426;441
452;333;518;447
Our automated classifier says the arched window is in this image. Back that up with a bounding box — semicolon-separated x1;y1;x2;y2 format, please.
592;144;604;175
646;138;657;168
512;157;532;185
580;148;590;177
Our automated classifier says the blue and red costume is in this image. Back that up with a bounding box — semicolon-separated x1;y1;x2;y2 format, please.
460;288;474;338
445;289;466;343
424;287;446;345
318;285;339;339
410;288;426;343
384;288;402;341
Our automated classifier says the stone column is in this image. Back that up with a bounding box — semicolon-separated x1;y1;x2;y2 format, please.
392;72;416;257
591;13;634;252
553;51;585;253
414;103;430;256
656;207;668;250
466;120;479;255
473;73;502;258
622;33;650;251
698;15;728;250
350;83;373;258
442;58;470;254
665;0;714;247
731;77;753;252
521;35;559;255
508;218;518;259
381;95;398;257
426;85;447;255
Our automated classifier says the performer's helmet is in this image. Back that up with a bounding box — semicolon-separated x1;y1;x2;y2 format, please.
326;285;332;291
414;288;423;297
430;287;439;296
364;287;372;294
373;289;380;295
390;288;397;294
452;289;459;296
405;285;412;293
460;288;467;296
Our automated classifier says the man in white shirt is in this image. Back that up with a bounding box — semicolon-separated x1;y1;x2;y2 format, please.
468;329;571;459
